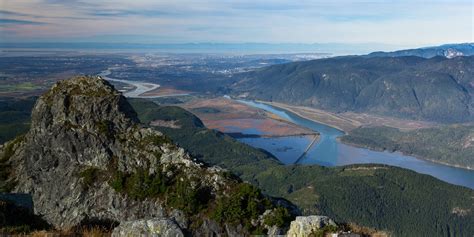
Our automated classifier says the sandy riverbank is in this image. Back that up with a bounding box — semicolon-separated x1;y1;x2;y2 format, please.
181;97;319;138
260;101;436;132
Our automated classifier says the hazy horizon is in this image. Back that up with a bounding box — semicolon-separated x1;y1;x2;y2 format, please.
2;41;473;55
1;0;472;50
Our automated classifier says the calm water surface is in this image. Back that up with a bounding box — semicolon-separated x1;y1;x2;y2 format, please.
237;100;474;189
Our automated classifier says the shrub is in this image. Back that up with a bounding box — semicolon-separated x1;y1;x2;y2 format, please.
109;171;126;192
79;167;101;188
212;183;272;225
309;225;339;237
263;206;293;228
108;166;212;215
109;168;168;200
151;134;172;146
95;120;114;138
125;168;168;199
166;177;212;214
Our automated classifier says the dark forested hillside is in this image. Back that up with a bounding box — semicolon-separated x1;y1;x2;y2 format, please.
130;99;474;237
1;96;473;236
341;125;474;169
231;56;474;123
0;97;36;143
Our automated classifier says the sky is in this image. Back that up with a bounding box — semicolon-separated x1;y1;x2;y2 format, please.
0;0;473;48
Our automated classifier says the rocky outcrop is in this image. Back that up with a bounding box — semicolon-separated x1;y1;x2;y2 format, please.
111;218;184;237
286;216;336;237
0;76;316;236
2;76;230;230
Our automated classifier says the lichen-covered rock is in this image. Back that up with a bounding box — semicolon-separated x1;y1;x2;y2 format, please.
286;216;336;237
2;76;230;229
1;76;299;236
191;218;222;236
267;225;286;236
191;218;244;237
4;77;170;228
168;209;188;230
111;218;184;237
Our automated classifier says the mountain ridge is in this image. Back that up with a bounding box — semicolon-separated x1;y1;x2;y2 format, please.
231;55;474;123
367;43;474;58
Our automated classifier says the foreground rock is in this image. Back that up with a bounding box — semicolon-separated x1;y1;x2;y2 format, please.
112;218;184;237
0;77;225;229
286;216;337;237
0;76;297;235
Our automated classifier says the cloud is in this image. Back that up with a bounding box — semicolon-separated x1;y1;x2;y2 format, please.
323;14;399;22
89;9;171;18
0;10;34;17
229;2;306;11
0;18;47;25
0;0;472;46
0;9;88;20
41;0;99;8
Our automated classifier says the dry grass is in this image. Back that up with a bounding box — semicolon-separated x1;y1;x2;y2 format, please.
27;226;111;237
81;227;111;237
348;223;390;237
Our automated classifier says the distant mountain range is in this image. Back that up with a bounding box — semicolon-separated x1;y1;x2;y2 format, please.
2;42;471;57
0;42;402;55
367;43;474;58
231;55;474;123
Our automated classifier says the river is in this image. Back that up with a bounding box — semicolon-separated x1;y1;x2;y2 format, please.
94;71;474;189
98;70;161;98
237;100;474;189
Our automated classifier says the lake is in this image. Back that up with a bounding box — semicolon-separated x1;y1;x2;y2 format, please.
236;100;474;189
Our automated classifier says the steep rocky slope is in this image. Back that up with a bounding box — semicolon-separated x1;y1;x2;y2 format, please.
0;76;299;235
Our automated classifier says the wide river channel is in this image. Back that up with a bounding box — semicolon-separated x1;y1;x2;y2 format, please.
98;71;474;190
237;100;474;190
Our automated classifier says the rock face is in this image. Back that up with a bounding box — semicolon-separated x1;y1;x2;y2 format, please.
3;76;228;230
0;76;313;236
112;218;184;237
286;216;336;237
